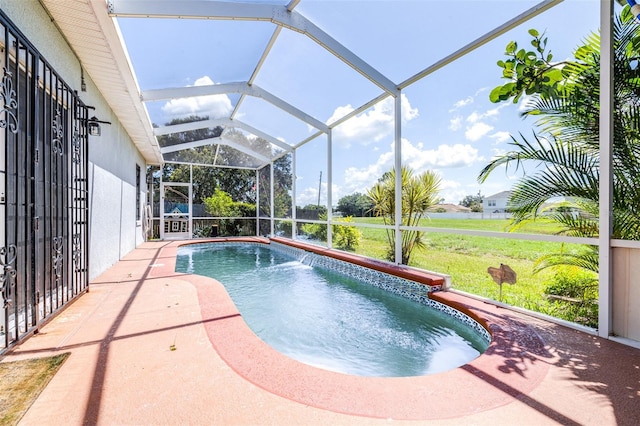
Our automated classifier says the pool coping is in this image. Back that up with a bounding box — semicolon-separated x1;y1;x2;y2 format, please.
269;236;448;289
159;237;551;420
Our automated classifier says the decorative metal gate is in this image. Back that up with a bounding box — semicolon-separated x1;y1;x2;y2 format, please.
0;12;89;353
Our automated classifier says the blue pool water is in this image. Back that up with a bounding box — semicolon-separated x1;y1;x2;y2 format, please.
176;243;489;377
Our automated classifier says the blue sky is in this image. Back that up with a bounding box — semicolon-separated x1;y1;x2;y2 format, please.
117;0;602;207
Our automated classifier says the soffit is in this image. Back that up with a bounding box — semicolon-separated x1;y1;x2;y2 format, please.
39;0;163;165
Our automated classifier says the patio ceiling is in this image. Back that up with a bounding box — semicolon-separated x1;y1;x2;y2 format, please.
39;0;563;169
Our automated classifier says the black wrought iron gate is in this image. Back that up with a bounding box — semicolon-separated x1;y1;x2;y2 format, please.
0;12;89;353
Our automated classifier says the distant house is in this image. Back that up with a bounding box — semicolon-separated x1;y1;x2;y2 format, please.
483;191;512;213
428;204;472;213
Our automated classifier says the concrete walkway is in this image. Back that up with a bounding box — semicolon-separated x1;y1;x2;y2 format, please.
3;240;640;425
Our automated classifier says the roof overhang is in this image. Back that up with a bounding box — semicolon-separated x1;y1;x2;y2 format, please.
39;0;163;165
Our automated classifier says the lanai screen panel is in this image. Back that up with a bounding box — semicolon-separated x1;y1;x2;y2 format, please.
295;1;551;84
252;26;384;123
118;18;275;90
113;0;600;193
235;95;316;147
118;13;290;169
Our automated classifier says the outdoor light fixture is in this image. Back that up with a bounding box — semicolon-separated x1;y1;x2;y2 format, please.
87;116;111;136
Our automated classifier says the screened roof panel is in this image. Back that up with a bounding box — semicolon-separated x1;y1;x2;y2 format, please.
117;18;276;89
145;93;242;128
236;95;320;145
215;143;271;168
157;123;223;148
253;28;384;122
222;127;283;158
40;0;601;178
295;0;546;84
162;143;267;169
112;0;567;170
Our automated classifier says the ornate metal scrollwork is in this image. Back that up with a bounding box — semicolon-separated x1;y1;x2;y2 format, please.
0;244;17;309
72;233;81;270
0;67;18;134
72;122;81;164
53;236;64;281
52;105;64;156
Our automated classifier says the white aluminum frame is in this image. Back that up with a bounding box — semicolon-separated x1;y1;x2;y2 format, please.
95;0;626;344
599;0;614;338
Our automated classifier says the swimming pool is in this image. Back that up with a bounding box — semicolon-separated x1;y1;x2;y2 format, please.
176;241;489;377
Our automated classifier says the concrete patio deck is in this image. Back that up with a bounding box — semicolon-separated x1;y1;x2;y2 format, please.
3;240;640;425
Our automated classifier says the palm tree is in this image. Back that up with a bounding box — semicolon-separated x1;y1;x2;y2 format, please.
479;7;640;273
367;166;441;264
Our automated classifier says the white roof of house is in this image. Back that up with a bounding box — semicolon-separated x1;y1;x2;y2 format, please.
485;190;512;200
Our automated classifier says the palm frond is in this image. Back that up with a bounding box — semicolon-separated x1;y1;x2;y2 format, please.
534;246;599;274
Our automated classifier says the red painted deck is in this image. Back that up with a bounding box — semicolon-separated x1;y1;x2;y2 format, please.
3;239;640;425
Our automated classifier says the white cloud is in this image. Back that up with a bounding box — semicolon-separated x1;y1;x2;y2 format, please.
466;103;508;124
484;104;507;118
336;138;482;196
441;189;467;205
328;94;418;147
436;180;466;205
342;151;394;194
440;179;461;191
296;185;321;208
465;122;494;142
161;76;232;119
449;116;463;131
449;96;473;112
403;139;482;169
466;111;481;123
490;147;508;157
449;89;489;115
490;131;511;144
296;182;340;207
452;100;510;143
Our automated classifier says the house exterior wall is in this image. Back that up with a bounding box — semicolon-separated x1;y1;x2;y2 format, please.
1;0;147;281
483;196;510;213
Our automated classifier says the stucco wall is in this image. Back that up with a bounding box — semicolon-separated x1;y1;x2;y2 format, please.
1;0;147;280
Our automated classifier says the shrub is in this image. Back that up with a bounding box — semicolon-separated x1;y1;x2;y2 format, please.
367;166;441;264
543;267;598;327
300;221;326;242
301;215;361;251
202;189;256;236
332;216;362;251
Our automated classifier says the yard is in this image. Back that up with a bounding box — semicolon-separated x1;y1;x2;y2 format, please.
350;217;598;327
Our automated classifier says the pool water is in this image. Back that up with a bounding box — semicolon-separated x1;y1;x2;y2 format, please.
176;243;488;377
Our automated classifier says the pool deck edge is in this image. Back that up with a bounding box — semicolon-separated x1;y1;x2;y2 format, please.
5;239;640;425
177;240;551;420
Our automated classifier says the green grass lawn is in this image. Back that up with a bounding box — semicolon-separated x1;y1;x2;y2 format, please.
346;217;595;326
